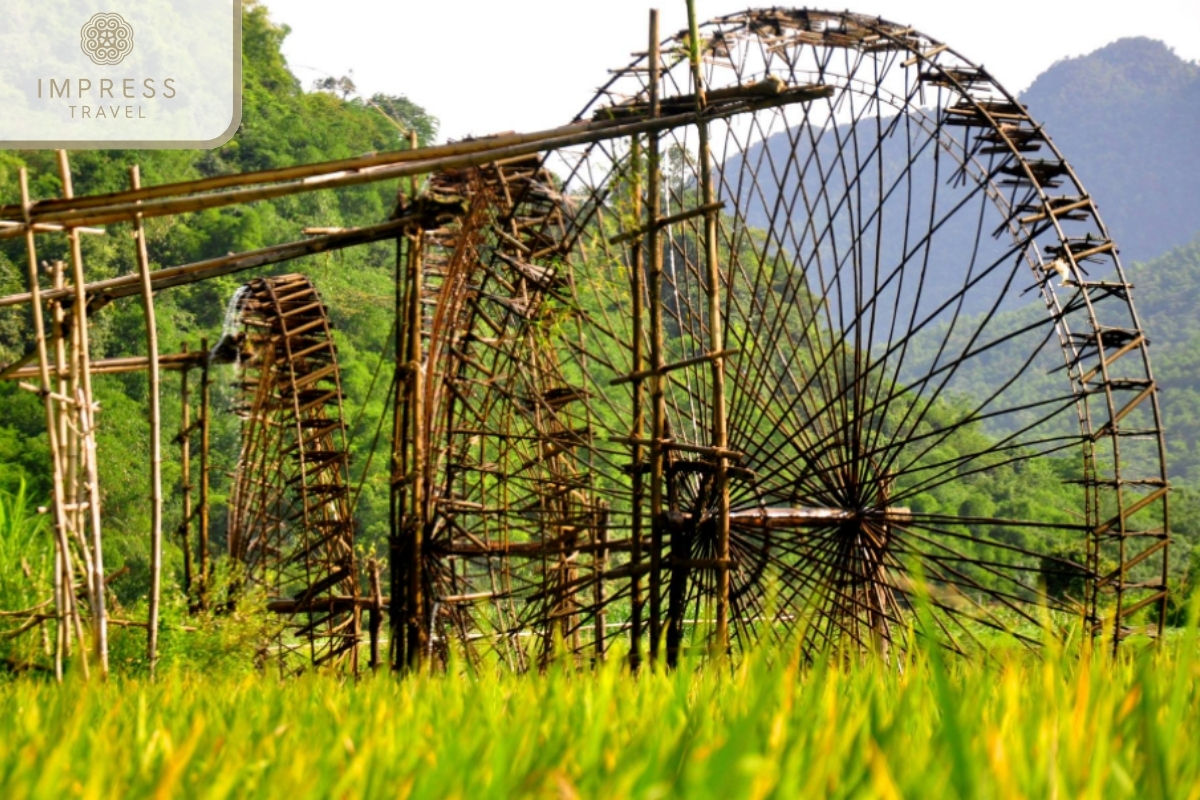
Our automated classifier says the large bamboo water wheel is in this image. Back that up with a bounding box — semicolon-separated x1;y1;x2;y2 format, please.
0;6;1170;679
387;8;1169;669
226;274;359;674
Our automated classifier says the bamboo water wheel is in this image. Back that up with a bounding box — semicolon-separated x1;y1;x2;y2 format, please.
0;6;1169;677
226;274;359;674
387;8;1169;669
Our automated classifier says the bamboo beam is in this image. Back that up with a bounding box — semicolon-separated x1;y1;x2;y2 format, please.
0;220;106;235
609;348;739;386
0;350;38;381
0;351;208;380
0;87;831;235
0;218;416;309
608;200;725;245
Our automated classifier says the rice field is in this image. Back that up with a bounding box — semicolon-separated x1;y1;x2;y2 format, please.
3;485;1199;798
1;624;1198;800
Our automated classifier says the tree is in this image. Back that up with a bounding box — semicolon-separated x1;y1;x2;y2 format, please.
367;93;438;146
312;73;357;100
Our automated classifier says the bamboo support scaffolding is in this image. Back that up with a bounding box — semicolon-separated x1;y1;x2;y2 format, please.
58;151;108;677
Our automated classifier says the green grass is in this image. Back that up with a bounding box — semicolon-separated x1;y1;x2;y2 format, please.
3;483;1199;798
0;631;1198;799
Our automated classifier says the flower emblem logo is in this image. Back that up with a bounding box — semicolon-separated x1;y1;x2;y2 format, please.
80;13;134;66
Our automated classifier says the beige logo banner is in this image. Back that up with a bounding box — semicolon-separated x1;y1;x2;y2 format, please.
0;0;241;148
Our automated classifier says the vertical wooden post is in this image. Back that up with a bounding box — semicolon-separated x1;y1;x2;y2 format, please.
564;492;580;660
593;501;608;662
406;230;427;669
686;0;731;656
20;173;73;682
368;557;383;670
628;134;645;670
130;165;164;676
198;336;211;611
391;229;428;672
390;236;405;671
56;151;108;677
408;129;419;202
646;8;666;663
179;344;193;596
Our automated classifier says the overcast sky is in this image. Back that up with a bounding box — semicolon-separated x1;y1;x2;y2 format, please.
270;0;1200;142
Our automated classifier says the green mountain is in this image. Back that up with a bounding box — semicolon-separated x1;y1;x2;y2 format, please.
1021;38;1200;264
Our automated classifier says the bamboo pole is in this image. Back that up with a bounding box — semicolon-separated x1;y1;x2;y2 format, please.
0;113;699;225
65;284;91;682
198;337;211;611
179;345;193;597
1;352;211;380
368;557;383;670
628;132;645;670
0;88;831;234
646;8;666;663
407;230;427;670
19;174;73;683
61;193;90;683
390;236;405;671
594;502;608;662
0;218;414;309
686;0;731;657
130;165;163;676
49;258;68;681
4;118;640;220
57;150;108;677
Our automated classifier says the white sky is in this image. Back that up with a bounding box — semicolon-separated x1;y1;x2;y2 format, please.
270;0;1200;143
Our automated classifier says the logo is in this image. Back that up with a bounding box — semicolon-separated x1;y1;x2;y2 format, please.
3;0;240;148
80;13;134;66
